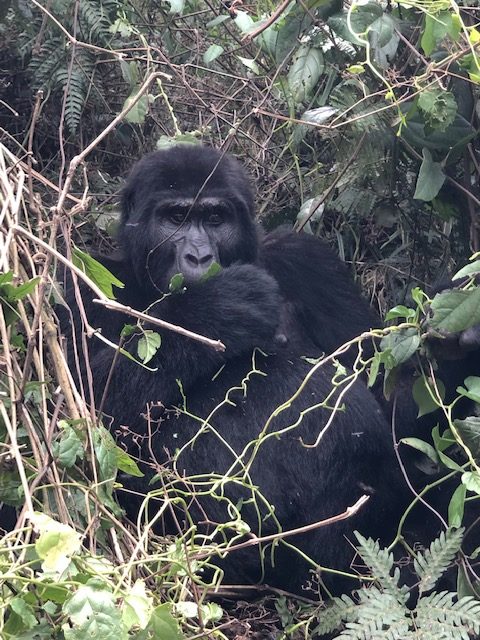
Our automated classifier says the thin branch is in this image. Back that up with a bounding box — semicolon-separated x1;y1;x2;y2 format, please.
195;495;370;558
12;225;226;352
242;0;291;42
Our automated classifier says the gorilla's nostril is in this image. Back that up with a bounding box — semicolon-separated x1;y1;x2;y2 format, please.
199;254;213;265
185;253;199;266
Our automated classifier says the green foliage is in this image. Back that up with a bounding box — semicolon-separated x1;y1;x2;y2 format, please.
430;288;480;332
15;0;124;134
315;529;480;639
1;0;480;636
413;148;445;201
418;88;457;133
137;329;161;364
414;528;464;594
287;45;325;104
72;247;124;299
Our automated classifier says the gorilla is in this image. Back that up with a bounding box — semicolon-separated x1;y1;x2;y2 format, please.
59;145;424;594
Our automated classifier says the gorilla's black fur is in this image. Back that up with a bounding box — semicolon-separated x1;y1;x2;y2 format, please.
60;146;418;594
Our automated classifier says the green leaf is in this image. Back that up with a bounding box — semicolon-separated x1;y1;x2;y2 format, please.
430;288;480;332
92;425;120;511
418;88;457;132
457;376;480;404
120;60;139;89
137;330;161;364
116;447;144;477
413;376;445;417
380;327;420;365
234;10;255;33
200;602;223;624
347;64;365;74
287;45;324;104
237;56;260;74
63;578;127;640
368;14;400;68
453;259;480;281
462;471;480;495
169;273;185;292
0;270;13;285
164;0;184;14
200;261;222;282
30;512;82;573
121;323;137;337
454;416;480;457
94;425;118;485
148;603;182;640
385;305;416;321
421;11;460;56
432;425;455;453
328;3;383;45
122;580;153;631
123;92;149;124
53;420;84;468
401;106;476;153
448;483;466;527
367;351;381;388
72;248;124;300
203;44;224;65
206;15;229;28
414;148;445;201
432;427;463;471
2;276;41;301
4;597;37;635
400;437;439;464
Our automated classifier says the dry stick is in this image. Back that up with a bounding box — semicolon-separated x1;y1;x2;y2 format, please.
94;300;225;352
26;90;44;227
241;0;292;42
0;143;81;205
12;225;226;352
195;495;370;559
296;133;367;232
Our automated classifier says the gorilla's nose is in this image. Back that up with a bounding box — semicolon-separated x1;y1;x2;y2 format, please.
185;251;214;267
181;248;215;282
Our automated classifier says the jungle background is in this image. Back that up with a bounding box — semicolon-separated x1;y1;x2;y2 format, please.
0;0;479;638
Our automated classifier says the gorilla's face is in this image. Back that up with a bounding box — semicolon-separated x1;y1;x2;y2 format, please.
120;146;259;294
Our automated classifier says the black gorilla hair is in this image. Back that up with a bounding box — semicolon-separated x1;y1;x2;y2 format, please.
54;144;458;595
118;145;259;294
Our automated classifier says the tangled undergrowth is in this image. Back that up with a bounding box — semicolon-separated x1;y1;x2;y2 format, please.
1;0;479;636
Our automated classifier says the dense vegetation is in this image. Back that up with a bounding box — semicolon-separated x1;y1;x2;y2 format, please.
0;0;479;637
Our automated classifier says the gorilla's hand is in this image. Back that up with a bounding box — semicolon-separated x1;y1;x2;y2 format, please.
160;264;281;356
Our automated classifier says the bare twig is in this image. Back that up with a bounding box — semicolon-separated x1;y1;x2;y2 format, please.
12;225;226;351
241;0;291;42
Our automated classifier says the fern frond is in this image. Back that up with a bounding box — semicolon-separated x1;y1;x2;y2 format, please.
29;37;65;88
79;0;115;41
314;593;358;636
336;587;408;639
414;528;464;594
415;591;480;639
330;187;378;219
354;532;408;604
54;67;87;135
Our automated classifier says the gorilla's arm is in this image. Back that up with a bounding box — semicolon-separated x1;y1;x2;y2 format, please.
62;263;280;416
261;230;380;359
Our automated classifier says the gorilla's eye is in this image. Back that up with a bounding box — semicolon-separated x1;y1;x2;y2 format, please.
206;212;223;225
169;211;187;225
